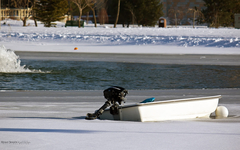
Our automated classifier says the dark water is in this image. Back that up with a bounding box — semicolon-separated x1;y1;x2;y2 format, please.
1;60;240;90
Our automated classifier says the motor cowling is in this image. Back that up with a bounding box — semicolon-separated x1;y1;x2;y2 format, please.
86;86;128;120
103;86;128;105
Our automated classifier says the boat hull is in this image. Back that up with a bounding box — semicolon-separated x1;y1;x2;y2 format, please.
99;95;221;122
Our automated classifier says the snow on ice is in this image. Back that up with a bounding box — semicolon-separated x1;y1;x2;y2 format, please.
0;19;240;150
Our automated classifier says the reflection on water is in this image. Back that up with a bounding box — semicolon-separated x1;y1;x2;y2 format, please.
0;60;240;90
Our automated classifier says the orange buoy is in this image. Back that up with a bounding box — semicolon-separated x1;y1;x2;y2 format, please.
74;47;78;50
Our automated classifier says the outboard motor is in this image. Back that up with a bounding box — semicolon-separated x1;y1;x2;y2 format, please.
85;86;128;120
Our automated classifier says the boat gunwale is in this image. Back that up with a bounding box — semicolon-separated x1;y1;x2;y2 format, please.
119;95;222;109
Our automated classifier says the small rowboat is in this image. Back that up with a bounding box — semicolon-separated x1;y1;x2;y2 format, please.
99;95;221;122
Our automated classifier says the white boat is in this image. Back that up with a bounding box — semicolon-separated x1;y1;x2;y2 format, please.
99;95;221;122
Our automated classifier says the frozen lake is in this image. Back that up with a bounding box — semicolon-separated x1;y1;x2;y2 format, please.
1;89;240;150
1;20;240;150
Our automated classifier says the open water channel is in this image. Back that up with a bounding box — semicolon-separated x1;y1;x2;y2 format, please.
1;59;240;90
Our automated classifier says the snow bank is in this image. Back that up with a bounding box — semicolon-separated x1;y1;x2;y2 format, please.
1;27;239;48
0;19;240;52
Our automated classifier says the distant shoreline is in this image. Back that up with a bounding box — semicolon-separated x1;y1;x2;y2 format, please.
16;51;240;66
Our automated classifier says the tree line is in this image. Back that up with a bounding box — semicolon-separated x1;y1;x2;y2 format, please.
2;0;163;27
2;0;240;28
202;0;240;28
168;0;240;28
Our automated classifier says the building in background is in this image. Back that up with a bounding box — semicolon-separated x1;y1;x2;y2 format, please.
1;8;32;20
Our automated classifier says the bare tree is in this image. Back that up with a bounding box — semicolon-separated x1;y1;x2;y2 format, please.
70;0;88;27
87;0;108;27
11;0;32;26
125;1;136;26
188;7;204;28
85;0;95;27
70;0;107;27
114;0;120;28
32;0;37;27
98;8;108;25
168;8;183;27
85;0;103;27
86;11;89;24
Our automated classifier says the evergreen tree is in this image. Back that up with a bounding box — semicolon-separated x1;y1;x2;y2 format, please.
109;0;164;27
202;0;240;27
135;0;164;26
108;0;131;26
34;0;68;27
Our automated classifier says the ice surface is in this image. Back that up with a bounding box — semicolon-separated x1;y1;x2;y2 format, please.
0;101;240;150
